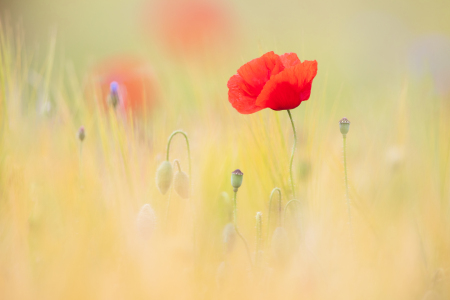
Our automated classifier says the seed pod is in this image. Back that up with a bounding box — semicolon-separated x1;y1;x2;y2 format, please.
222;222;236;254
174;170;190;199
271;226;289;265
137;204;156;238
231;169;243;192
156;161;173;195
339;117;350;135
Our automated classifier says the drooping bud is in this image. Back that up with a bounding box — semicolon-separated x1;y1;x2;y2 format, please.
271;226;289;265
109;81;120;108
174;170;190;199
137;203;156;238
222;222;236;254
156;161;173;195
78;127;85;142
339;117;350;135
231;169;243;192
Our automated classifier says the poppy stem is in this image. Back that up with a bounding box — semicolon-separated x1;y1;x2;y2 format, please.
266;188;282;242
287;110;297;198
233;191;253;268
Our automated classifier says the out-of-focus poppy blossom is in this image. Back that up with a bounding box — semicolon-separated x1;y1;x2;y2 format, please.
227;52;318;114
143;0;234;55
91;56;157;116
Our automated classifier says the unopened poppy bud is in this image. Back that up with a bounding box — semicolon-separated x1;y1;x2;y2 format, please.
222;222;236;254
271;226;289;265
78;127;85;142
109;81;120;108
174;170;190;199
231;169;243;192
339;117;350;135
137;203;156;238
156;161;173;195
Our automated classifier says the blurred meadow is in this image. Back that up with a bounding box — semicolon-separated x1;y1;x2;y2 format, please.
1;0;450;299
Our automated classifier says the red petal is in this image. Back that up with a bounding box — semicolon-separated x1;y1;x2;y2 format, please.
236;51;284;97
279;52;301;68
227;74;264;114
256;60;318;111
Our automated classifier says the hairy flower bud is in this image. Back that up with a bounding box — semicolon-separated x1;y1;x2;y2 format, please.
137;203;156;238
222;222;236;254
174;170;190;199
231;169;243;192
156;161;173;195
78;127;85;142
339;117;350;135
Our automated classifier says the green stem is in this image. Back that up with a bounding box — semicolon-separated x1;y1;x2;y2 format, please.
287;110;297;198
266;188;282;242
343;135;354;245
233;191;253;268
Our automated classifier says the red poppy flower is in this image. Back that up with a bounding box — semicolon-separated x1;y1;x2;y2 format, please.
91;56;157;116
227;51;318;114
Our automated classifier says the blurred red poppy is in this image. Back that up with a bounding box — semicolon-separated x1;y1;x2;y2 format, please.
227;52;318;114
143;0;234;55
92;57;157;116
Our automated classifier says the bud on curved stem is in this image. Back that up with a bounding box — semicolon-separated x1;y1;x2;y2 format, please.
166;130;191;187
266;188;281;242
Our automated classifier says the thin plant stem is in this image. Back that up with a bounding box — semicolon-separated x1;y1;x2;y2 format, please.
233;191;253;268
343;134;354;246
287;110;297;198
266;188;281;241
173;159;182;172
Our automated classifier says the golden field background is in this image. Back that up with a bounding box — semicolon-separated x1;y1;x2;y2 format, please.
0;0;450;299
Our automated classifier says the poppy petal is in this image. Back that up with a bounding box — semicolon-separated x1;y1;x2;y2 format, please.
227;74;265;114
256;60;318;111
279;52;301;68
236;51;284;97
